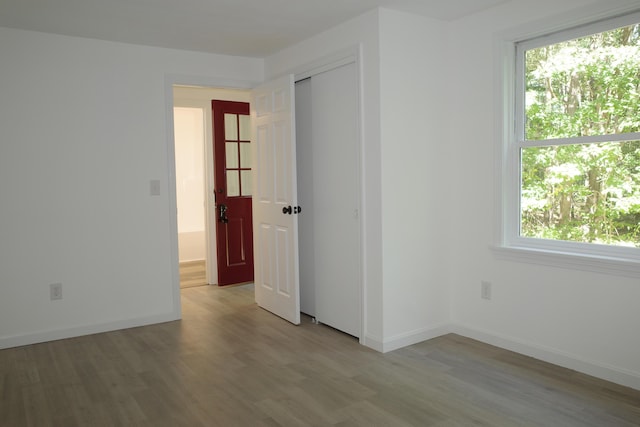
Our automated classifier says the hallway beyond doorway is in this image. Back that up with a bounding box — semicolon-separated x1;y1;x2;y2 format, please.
179;260;206;288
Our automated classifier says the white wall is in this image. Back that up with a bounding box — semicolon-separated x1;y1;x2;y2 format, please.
267;8;452;351
266;9;385;348
0;27;262;348
378;9;451;349
174;106;206;262
446;0;640;390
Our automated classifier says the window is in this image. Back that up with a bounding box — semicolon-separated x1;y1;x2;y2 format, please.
499;11;640;272
224;112;252;197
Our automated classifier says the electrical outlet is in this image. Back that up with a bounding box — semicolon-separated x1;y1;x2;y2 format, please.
481;281;491;300
50;283;63;300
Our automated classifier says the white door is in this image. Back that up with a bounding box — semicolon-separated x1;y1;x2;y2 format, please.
312;63;360;337
251;75;300;325
296;62;361;337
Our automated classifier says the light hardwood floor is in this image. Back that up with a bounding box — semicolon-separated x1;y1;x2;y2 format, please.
1;284;639;426
179;260;207;288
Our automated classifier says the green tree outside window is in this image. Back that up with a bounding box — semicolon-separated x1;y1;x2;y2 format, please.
522;24;640;247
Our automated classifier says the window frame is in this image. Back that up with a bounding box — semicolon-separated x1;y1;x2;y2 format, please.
495;8;640;277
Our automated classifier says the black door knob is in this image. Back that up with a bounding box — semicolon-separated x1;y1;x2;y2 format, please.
282;206;292;215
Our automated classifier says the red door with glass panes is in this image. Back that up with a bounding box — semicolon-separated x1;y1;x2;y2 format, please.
212;100;254;286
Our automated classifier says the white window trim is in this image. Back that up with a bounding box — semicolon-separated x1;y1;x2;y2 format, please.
492;4;640;278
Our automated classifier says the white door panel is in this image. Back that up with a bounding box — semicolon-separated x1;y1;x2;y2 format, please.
313;63;360;337
296;63;360;337
252;75;300;325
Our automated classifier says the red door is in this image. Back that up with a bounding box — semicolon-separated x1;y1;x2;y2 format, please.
212;100;254;286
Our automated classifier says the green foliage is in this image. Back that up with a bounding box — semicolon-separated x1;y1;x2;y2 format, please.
521;24;640;247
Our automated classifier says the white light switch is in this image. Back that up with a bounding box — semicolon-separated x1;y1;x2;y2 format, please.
150;180;161;196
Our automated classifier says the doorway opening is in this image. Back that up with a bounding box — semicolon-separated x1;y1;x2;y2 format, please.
172;85;251;288
174;105;207;288
167;49;364;339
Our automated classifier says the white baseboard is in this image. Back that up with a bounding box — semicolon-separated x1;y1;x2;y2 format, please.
451;323;640;391
0;312;180;350
4;314;638;392
362;323;452;353
382;323;452;353
361;333;384;352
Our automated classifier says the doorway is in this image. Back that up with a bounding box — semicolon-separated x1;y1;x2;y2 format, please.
173;86;251;287
168;54;362;336
174;105;207;288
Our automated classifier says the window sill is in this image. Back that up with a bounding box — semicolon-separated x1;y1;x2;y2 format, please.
490;245;640;278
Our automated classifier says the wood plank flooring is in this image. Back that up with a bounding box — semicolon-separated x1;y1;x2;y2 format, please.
1;284;639;426
179;260;207;288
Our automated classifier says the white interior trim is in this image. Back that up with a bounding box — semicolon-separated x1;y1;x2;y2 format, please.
0;313;177;350
452;323;640;391
491;245;640;278
290;46;360;82
381;324;451;353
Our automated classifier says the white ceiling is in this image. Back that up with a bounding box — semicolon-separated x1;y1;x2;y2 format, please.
0;0;509;57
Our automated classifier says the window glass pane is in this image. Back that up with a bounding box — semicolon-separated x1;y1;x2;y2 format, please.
240;142;251;168
241;170;253;196
239;115;251;140
521;141;640;246
227;170;240;197
224;113;238;140
226;142;238;168
524;24;640;140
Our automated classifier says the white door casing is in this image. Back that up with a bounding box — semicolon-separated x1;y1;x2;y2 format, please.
251;75;301;325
